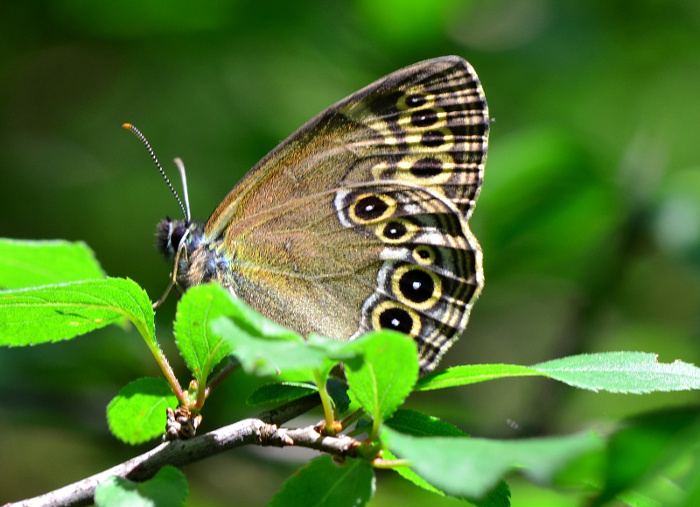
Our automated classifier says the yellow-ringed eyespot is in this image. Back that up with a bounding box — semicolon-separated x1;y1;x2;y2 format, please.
397;152;455;185
348;193;397;224
397;107;447;131
412;245;436;266
371;300;421;337
396;91;435;111
391;264;442;311
375;218;417;244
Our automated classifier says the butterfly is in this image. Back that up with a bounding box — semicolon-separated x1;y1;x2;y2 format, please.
141;56;489;374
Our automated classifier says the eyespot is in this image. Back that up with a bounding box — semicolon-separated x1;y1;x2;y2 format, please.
375;218;417;244
421;130;445;148
392;264;442;310
396;91;435;111
348;193;396;224
372;300;421;336
404;94;427;108
412;245;435;265
395;153;455;186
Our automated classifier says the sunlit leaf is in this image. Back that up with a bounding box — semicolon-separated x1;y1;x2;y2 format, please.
0;239;105;289
174;283;234;384
106;377;178;445
0;277;154;347
345;331;418;437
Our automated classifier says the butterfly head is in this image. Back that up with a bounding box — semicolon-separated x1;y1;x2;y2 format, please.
154;215;208;291
156;216;193;259
123;123;210;302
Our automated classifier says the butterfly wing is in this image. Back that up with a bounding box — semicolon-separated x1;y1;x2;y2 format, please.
205;56;489;372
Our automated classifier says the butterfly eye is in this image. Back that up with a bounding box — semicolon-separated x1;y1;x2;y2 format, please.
171;224;188;250
155;218;188;259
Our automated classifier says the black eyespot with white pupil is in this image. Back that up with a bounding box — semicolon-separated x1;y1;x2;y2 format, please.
383;220;407;240
355;195;388;221
417;249;430;259
398;269;435;304
378;307;414;334
405;94;427;108
411;109;439;128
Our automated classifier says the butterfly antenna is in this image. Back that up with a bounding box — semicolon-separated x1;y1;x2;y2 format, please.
173;158;192;223
122;123;190;223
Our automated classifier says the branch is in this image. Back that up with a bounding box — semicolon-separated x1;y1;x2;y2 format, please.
6;394;352;507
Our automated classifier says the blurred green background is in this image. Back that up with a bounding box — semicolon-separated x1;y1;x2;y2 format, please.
1;1;699;505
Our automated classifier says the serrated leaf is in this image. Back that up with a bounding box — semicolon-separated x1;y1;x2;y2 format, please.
382;427;603;499
95;465;188;507
174;283;234;384
270;455;375;507
417;364;542;391
107;377;178;444
345;331;418;438
534;352;700;393
247;382;318;406
0;239;106;289
0;277;154;347
416;353;700;395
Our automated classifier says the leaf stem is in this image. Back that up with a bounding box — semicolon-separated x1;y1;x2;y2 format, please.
140;330;185;404
313;369;336;432
372;458;411;469
196;359;239;410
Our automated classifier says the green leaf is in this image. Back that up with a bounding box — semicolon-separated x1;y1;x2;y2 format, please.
214;287;301;342
534;352;700;393
174;283;234;384
383;410;511;505
0;238;105;289
209;313;363;379
382;448;446;497
469;481;512;507
417;364;542;391
0;277;154;347
307;333;366;377
381;427;603;499
247;381;318;406
211;316;323;376
106;377;178;444
270;455;375;507
597;406;700;505
95;465;188;507
327;378;351;416
385;409;467;437
384;410;466;496
416;353;700;394
345;331;419;438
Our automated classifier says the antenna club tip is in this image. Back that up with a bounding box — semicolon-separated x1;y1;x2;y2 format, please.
122;122;134;130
